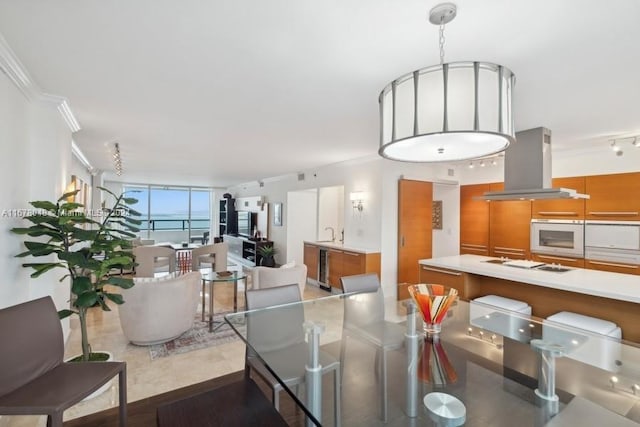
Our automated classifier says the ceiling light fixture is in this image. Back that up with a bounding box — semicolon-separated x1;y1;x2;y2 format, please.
113;143;123;176
378;3;516;163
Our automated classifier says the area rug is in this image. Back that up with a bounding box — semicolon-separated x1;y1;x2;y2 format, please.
148;312;241;360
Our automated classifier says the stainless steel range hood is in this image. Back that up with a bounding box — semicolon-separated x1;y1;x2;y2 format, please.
480;127;589;201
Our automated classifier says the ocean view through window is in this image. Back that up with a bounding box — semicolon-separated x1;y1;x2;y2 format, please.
123;185;213;244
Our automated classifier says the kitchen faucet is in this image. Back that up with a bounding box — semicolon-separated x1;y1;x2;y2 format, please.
325;226;335;242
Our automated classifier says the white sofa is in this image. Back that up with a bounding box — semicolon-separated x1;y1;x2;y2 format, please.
251;264;307;297
118;271;201;345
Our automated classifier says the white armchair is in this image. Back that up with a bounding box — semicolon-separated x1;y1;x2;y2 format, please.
118;271;201;345
250;264;307;297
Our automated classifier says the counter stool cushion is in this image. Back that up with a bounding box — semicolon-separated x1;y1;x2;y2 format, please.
473;295;532;314
544;311;621;372
546;311;621;338
470;295;532;340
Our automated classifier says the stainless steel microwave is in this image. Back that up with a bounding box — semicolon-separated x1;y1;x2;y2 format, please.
530;219;585;258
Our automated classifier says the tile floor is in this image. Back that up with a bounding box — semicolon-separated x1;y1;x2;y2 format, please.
2;276;329;427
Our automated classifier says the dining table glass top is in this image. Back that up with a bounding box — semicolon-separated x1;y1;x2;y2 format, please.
225;292;640;427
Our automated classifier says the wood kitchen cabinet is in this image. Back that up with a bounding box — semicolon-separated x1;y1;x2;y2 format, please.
313;244;381;290
531;253;585;268
532;176;586;219
585;259;640;275
460;183;491;256
303;243;319;280
418;265;466;299
489;183;532;259
585;172;640;221
327;249;344;289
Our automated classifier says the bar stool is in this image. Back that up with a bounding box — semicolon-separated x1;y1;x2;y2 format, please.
469;295;532;338
543;311;621;372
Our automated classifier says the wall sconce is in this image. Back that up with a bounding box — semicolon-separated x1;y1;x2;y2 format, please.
350;191;366;212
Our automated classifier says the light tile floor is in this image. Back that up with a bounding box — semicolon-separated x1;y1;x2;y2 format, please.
2;277;329;427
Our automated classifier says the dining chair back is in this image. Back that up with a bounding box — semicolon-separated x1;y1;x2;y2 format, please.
244;284;341;424
339;273;405;422
191;242;228;272
0;297;127;427
133;245;176;277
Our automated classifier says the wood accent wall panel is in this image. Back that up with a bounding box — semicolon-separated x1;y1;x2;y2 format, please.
398;179;433;285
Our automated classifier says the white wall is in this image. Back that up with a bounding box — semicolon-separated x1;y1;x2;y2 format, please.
317;186;343;242
286;189;317;266
0;70;72;335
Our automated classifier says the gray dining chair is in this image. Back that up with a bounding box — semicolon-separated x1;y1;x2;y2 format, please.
0;296;127;427
245;284;341;425
340;273;405;422
133;245;176;277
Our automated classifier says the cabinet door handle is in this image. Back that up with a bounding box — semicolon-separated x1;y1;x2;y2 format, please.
421;266;462;276
461;243;487;249
329;249;343;254
461;246;488;253
401;236;405;247
536;254;579;263
588;260;638;269
343;252;361;257
588;211;639;216
493;246;525;253
537;211;579;216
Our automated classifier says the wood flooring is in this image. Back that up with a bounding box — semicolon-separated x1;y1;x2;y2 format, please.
63;371;304;427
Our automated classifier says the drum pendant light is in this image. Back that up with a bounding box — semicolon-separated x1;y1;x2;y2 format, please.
378;3;516;163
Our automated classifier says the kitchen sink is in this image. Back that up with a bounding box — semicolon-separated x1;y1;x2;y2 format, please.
536;265;572;273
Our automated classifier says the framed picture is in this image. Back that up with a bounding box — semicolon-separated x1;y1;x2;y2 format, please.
273;202;283;227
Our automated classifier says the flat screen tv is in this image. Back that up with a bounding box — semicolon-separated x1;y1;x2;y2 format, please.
237;211;256;237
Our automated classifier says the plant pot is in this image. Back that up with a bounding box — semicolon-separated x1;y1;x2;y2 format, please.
65;351;114;400
260;256;276;268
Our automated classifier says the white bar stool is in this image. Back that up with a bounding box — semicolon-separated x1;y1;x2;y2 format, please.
543;311;621;372
469;295;532;339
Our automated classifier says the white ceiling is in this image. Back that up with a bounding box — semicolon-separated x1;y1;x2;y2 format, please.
1;0;639;186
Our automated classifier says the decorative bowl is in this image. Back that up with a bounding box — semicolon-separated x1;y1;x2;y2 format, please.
408;284;458;336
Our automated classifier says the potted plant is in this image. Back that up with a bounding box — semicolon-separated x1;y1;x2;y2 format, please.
258;244;277;267
11;187;141;362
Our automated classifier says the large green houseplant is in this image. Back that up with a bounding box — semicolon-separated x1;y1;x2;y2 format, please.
11;187;141;361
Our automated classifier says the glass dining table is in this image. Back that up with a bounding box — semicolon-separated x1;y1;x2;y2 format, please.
225;292;640;426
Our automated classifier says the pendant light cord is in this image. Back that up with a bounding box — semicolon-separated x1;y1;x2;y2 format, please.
439;16;446;64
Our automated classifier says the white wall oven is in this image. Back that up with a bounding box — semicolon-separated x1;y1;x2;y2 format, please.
585;221;640;266
530;219;584;258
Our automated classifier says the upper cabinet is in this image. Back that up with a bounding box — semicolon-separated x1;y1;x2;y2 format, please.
532;176;586;219
460;183;491;256
585;172;640;221
488;182;532;260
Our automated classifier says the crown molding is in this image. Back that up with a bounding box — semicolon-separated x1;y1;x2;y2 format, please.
0;32;81;133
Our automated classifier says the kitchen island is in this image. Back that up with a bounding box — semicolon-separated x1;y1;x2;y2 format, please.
417;254;640;342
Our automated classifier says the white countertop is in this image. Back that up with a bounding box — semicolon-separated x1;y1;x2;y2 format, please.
419;255;640;304
303;241;380;254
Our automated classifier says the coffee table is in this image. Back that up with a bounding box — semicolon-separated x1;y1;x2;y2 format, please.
200;267;247;332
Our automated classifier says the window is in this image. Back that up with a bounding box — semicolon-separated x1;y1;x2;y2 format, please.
123;184;212;243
